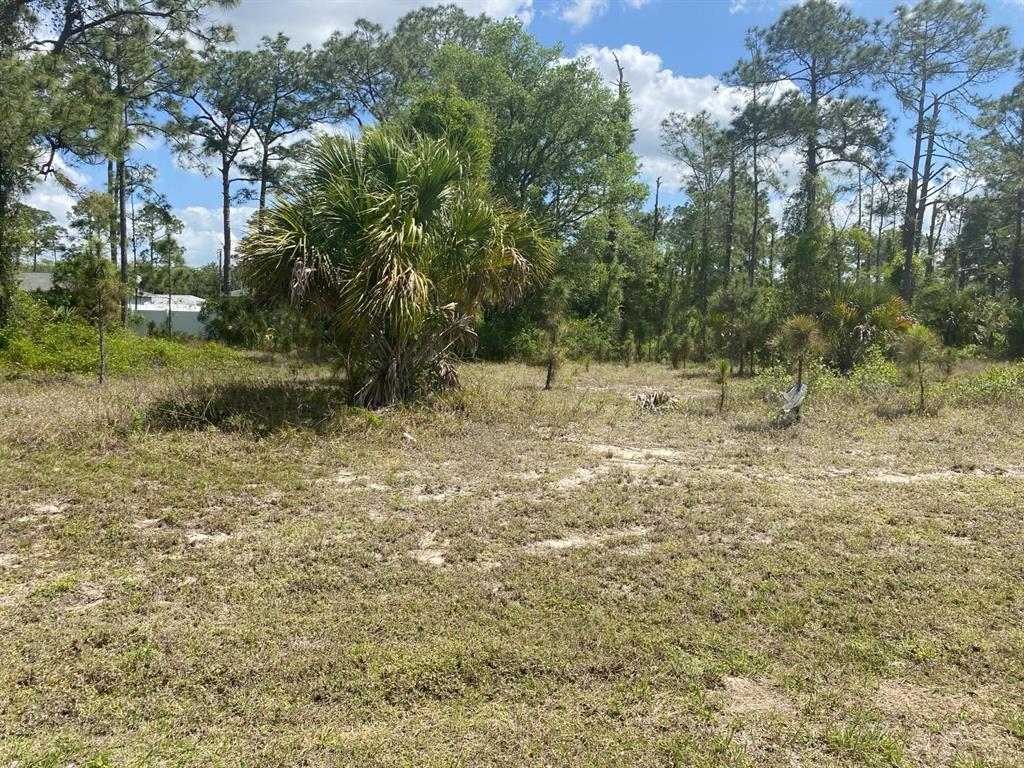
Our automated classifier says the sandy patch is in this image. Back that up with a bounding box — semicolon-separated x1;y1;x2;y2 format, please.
555;466;611;490
875;679;969;722
590;443;689;463
187;531;230;547
526;525;648;554
875;467;1024;484
715;676;796;719
410;532;446;566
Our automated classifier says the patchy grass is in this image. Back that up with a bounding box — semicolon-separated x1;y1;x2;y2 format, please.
1;359;1022;766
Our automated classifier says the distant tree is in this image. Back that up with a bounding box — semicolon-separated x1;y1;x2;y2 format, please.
880;0;1013;302
169;44;260;293
895;324;941;412
239;34;326;218
750;0;886;226
431;20;644;237
661;111;730;352
53;247;127;382
974;56;1024;302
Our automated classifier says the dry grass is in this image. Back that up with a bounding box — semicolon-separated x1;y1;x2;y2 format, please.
1;359;1022;767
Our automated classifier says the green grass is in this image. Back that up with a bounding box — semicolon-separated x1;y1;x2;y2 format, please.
0;314;238;377
1;359;1022;766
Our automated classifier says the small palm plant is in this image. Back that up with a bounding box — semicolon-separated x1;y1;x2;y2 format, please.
894;324;941;413
239;129;553;408
774;314;825;389
714;358;729;413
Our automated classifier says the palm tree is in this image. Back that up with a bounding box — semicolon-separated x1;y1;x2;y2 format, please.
238;129;554;408
774;314;824;389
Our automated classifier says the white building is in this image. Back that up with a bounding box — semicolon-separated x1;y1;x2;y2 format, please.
130;292;207;336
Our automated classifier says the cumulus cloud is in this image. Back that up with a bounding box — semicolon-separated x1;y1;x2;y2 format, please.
574;44;749;191
26;156;91;226
175;204;259;267
575;43;807;211
214;0;535;48
560;0;609;29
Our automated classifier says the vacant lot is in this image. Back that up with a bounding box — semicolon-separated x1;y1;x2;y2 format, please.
1;360;1022;767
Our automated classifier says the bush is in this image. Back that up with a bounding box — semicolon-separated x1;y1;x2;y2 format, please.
948;362;1024;405
0;294;237;376
849;348;902;406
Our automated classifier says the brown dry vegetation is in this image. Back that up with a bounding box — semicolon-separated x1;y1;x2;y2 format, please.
1;359;1023;766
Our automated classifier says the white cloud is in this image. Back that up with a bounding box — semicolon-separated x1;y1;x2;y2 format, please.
575;43;808;211
575;44;749;192
26;155;91;225
177;204;258;267
560;0;609;29
214;0;534;48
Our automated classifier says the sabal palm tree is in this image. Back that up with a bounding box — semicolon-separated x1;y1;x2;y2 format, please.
775;314;824;389
238;129;554;408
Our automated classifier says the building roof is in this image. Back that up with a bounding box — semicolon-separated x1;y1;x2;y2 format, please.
135;292;206;312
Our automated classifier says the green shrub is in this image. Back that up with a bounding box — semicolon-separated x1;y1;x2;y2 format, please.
849;348;902;404
948;362;1024;404
0;295;237;376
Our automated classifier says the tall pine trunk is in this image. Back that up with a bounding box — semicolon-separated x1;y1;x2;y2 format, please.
901;81;928;302
749;135;759;287
118;155;128;325
1012;189;1024;303
221;153;232;294
724;152;736;285
98;313;106;383
107;160;118;265
0;181;10;326
913;100;941;258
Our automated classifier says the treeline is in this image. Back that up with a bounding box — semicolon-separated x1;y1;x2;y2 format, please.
1;0;1023;365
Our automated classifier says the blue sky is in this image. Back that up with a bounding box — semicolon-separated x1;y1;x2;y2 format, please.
30;0;1024;265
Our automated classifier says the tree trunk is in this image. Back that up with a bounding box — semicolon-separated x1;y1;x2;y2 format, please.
901;82;928;302
0;182;10;326
913;100;941;257
118;155;128;325
107;160;118;265
1012;188;1024;303
652;177;661;241
805;61;819;227
221;154;232;294
258;143;270;220
724;152;736;285
697;199;711;357
749;135;759;287
98;313;106;383
918;362;925;413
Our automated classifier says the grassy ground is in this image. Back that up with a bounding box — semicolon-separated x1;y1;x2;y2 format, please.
1;358;1022;767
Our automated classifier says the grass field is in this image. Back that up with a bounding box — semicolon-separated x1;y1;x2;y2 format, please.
1;359;1022;767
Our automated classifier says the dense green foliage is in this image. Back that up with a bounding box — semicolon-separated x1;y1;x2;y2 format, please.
2;0;1023;394
0;294;236;375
